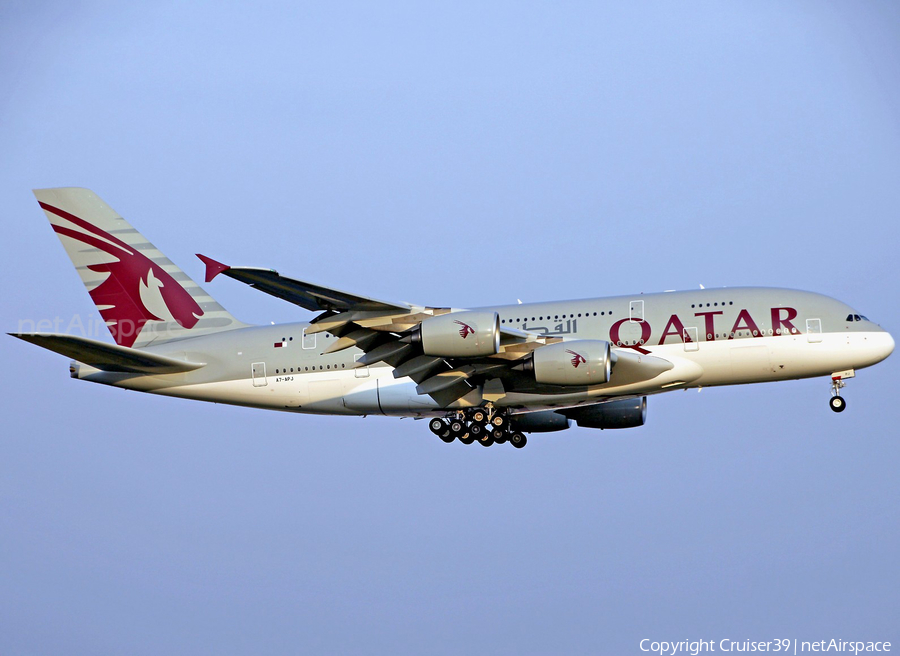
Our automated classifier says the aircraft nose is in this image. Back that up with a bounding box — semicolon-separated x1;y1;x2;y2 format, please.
869;329;895;364
849;329;894;369
881;330;895;360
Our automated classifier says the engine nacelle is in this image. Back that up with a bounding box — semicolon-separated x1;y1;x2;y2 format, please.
565;397;647;429
510;411;571;433
528;340;611;386
417;311;500;357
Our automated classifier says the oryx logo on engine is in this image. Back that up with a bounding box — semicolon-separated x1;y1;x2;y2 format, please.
454;320;475;339
566;349;587;368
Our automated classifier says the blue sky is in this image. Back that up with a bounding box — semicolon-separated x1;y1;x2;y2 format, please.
2;2;899;653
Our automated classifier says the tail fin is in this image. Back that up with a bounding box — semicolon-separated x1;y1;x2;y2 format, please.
33;187;246;348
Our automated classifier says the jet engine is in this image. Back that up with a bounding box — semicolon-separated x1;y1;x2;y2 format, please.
413;311;500;357
563;397;647;429
510;411;572;433
523;340;612;386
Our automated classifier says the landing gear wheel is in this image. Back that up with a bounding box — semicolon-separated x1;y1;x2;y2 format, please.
829;396;846;413
491;427;506;442
429;418;447;435
490;414;507;430
510;432;527;449
469;422;485;439
470;409;487;424
459;432;475;445
478;433;495;447
449;420;465;435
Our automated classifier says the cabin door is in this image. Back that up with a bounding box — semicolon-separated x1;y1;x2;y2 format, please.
251;362;268;387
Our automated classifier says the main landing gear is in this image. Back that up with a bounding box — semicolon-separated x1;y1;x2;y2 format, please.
428;407;527;448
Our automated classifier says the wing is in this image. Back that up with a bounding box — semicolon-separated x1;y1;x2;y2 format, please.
197;254;410;313
197;255;672;406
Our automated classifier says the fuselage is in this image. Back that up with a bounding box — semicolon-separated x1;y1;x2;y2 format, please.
71;287;894;418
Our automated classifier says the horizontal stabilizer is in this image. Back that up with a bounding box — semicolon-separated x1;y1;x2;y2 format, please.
10;333;205;374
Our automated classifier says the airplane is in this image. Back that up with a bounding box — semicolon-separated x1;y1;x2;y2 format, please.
11;188;895;448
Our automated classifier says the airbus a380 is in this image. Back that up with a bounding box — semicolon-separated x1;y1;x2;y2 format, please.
12;188;894;448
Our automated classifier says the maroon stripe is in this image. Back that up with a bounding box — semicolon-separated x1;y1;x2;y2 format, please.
39;201;134;253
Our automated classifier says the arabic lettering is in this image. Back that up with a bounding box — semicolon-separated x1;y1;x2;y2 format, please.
522;319;577;336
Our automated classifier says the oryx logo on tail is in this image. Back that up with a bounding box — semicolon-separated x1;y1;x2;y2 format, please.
39;202;204;348
566;349;587;368
454;320;475;339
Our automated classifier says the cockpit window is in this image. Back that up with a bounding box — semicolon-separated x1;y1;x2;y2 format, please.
847;314;854;322
846;314;871;322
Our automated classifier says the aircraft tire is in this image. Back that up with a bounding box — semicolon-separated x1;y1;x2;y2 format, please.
830;396;846;413
510;432;527;449
459;432;475;445
429;418;447;435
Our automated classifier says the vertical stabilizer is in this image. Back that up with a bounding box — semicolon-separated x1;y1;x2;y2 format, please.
33;187;247;348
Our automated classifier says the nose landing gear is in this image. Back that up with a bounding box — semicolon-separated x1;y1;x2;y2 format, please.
829;370;854;413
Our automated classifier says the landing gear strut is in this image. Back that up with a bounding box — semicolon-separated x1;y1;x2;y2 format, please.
428;407;525;448
829;376;847;413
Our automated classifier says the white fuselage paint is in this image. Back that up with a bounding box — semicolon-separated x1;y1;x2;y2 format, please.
72;287;895;419
145;330;893;418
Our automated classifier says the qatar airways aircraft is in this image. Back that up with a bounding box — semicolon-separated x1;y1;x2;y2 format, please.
12;188;894;448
